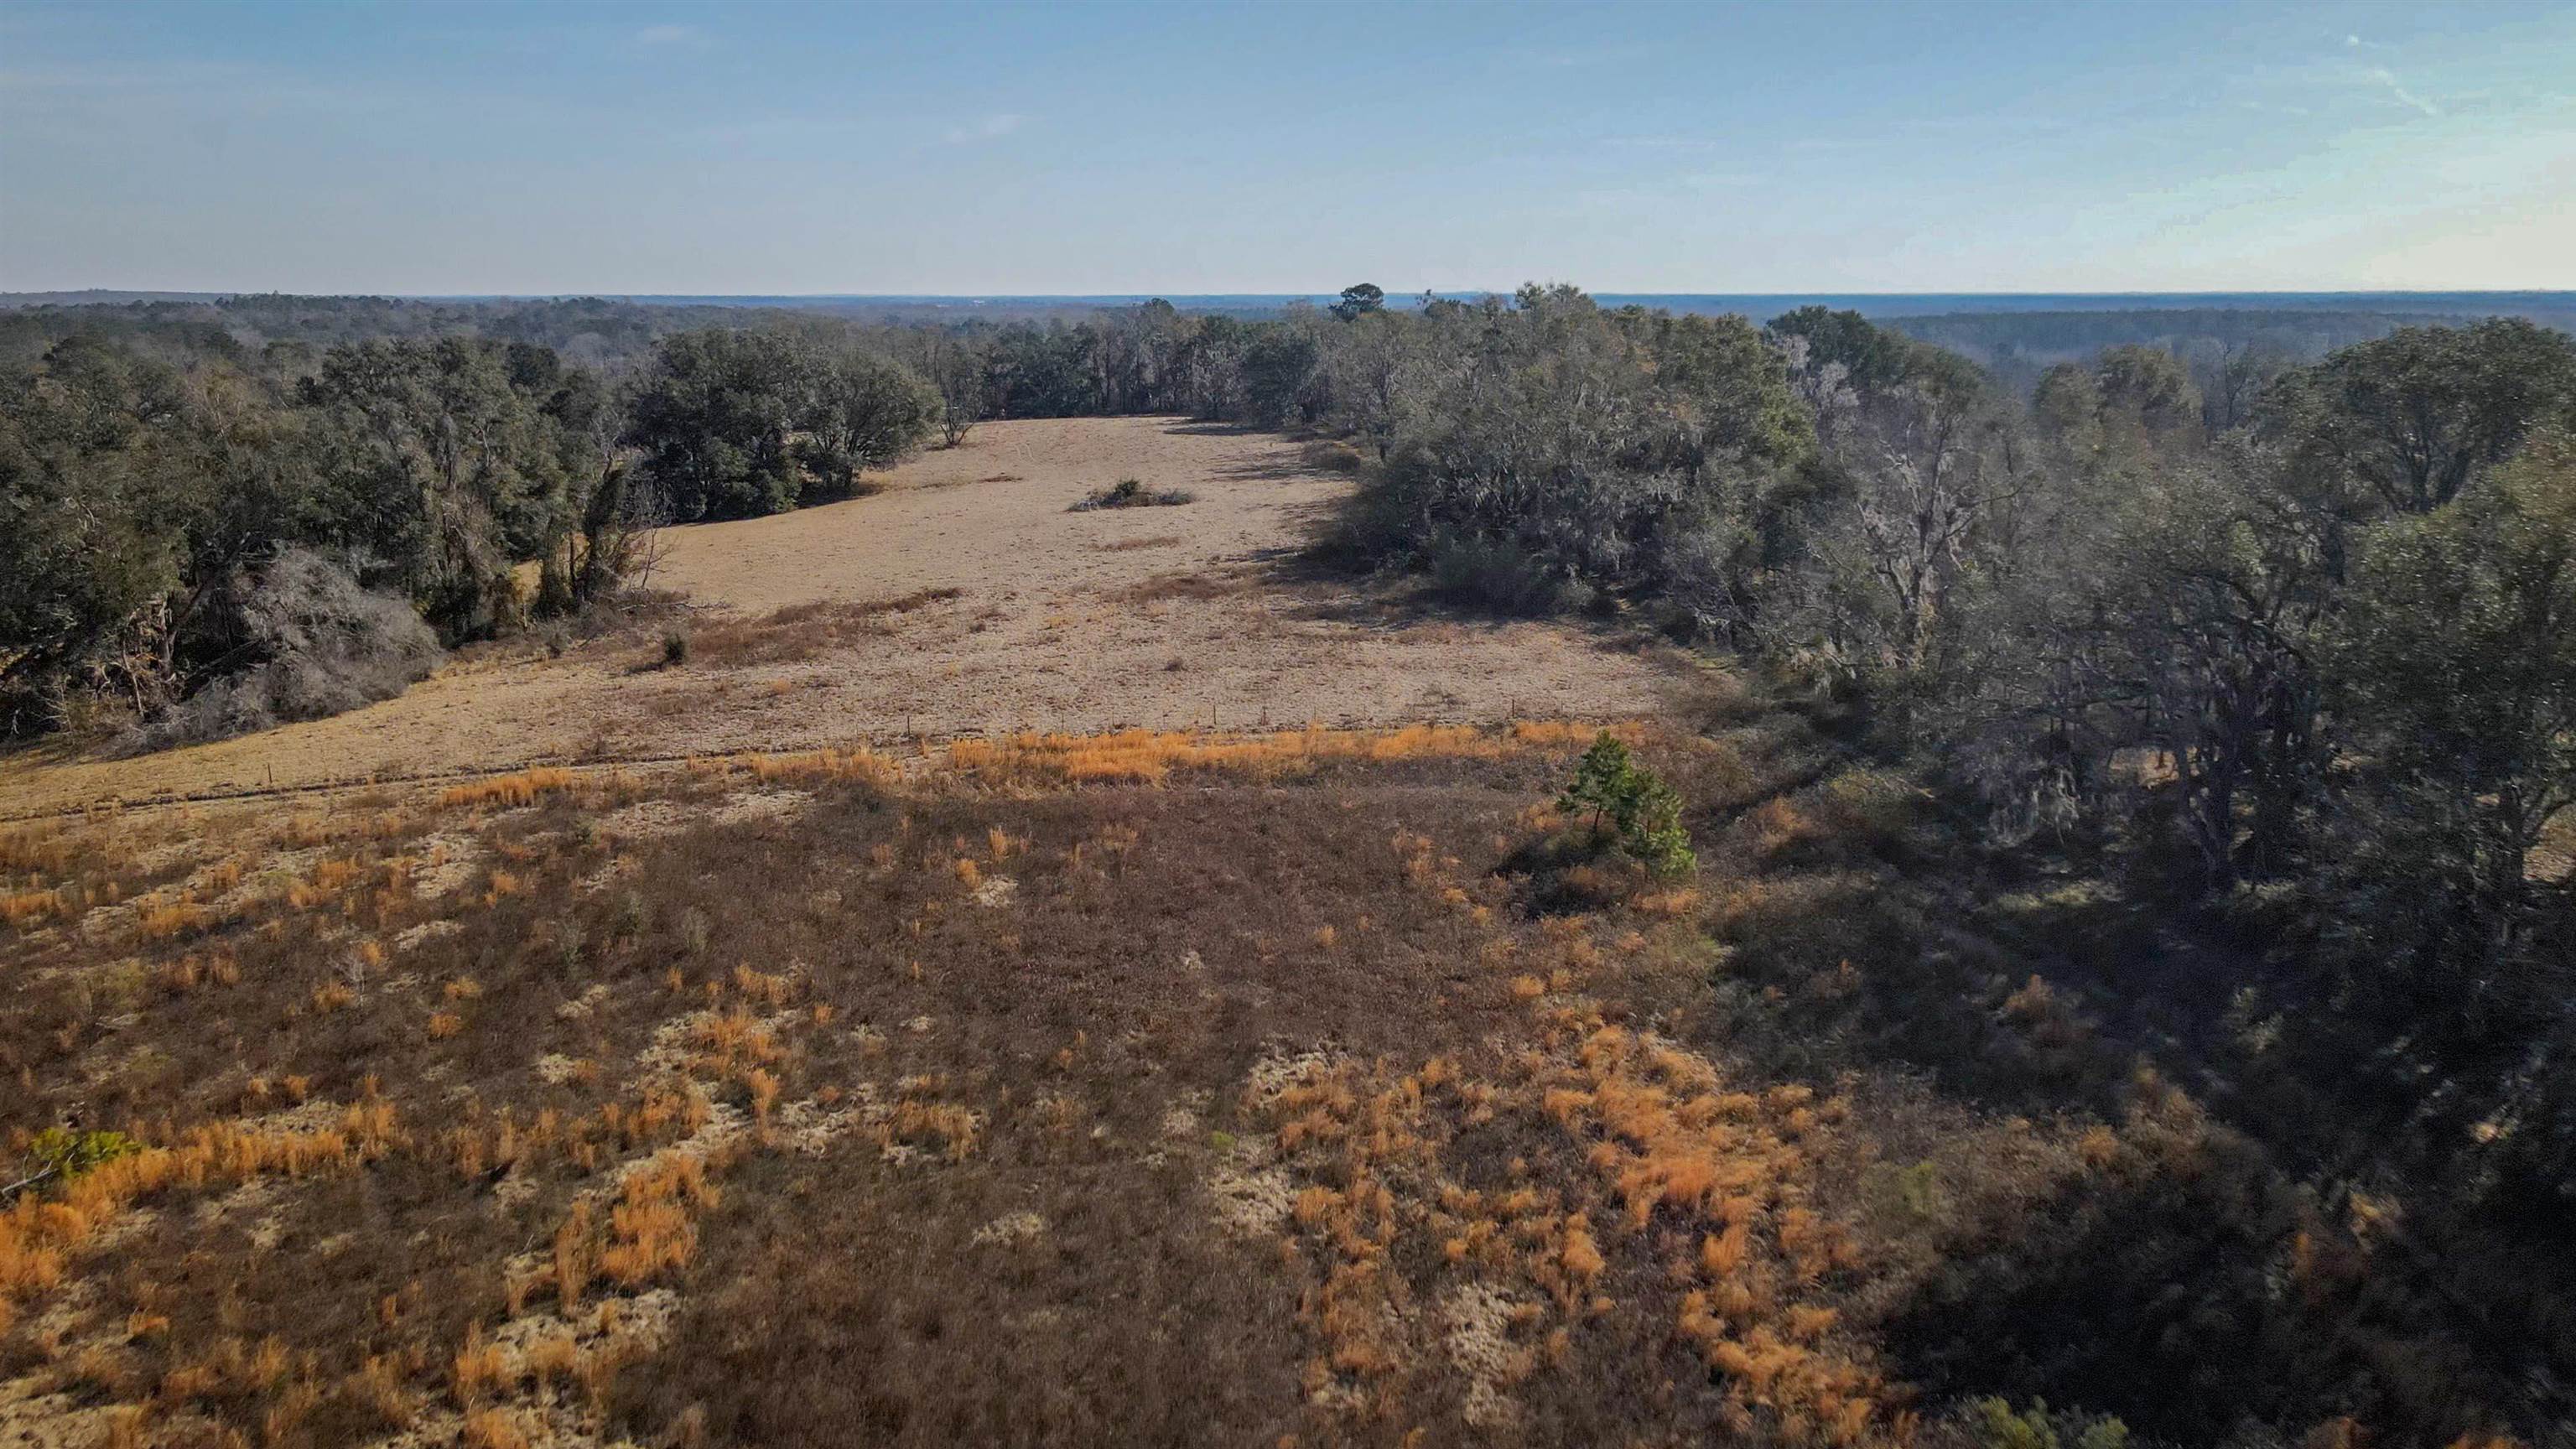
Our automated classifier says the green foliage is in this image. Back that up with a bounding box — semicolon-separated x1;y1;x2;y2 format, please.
1349;285;1812;615
2264;317;2576;515
2324;426;2576;998
1330;283;1385;322
1557;732;1696;877
23;1126;141;1182
1;331;626;736
299;336;573;640
624;327;938;521
2092;344;2205;436
799;345;941;499
622;329;803;520
1968;1398;2130;1449
1864;1159;1949;1223
1767;304;1922;394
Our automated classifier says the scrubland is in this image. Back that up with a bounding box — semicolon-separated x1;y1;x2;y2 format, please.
6;358;2567;1446
4;688;2553;1447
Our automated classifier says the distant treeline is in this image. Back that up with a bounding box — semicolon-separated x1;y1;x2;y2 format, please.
12;289;2573;377
0;295;820;372
1877;305;2532;402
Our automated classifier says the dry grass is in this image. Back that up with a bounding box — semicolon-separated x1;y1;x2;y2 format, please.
439;766;579;810
1;418;1688;818
943;719;1644;786
690;589;965;667
2;887;67;929
1111;569;1244;605
0;702;2549;1449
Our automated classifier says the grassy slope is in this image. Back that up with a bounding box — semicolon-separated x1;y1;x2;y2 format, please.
0;706;2558;1448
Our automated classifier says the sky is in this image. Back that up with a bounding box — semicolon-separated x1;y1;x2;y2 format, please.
2;0;2572;295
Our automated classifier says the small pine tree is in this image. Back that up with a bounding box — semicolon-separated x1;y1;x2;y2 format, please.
1557;733;1696;877
22;1126;140;1184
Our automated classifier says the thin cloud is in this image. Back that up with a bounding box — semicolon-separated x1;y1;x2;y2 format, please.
2366;65;2441;117
945;112;1026;143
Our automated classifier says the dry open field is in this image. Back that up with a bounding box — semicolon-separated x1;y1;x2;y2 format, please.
13;701;2511;1448
0;418;1686;821
3;713;2194;1449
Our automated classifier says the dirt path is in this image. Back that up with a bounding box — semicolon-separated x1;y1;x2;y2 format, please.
0;418;1692;818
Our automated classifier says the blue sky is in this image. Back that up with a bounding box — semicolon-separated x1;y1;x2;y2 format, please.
3;0;2570;294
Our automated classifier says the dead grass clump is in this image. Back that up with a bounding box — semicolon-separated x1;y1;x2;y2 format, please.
3;886;69;928
944;720;1634;787
877;1087;981;1163
600;1151;719;1288
740;747;899;787
283;855;364;911
1070;477;1194;511
1302;439;1368;475
138;898;212;939
343;1353;418;1428
0;829;79;877
691;588;965;667
1113;570;1241;605
523;1331;582;1384
440;767;579;810
452;1324;511;1407
1744;768;1925;861
683;1008;784;1081
1;1105;405;1317
564;1085;714;1171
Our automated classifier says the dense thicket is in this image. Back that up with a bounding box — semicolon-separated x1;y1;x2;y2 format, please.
624;328;936;520
1;335;660;738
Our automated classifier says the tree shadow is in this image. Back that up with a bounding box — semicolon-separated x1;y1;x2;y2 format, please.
1871;1145;2564;1444
1208;454;1327;483
1676;780;2576;1441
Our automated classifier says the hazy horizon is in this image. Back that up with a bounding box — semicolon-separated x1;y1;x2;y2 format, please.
5;0;2571;296
10;286;2565;312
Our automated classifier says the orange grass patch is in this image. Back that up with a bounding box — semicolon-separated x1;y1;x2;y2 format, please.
439;767;580;810
1;1104;405;1309
945;719;1644;786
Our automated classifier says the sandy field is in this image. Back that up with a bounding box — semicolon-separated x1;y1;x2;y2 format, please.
0;417;1689;818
